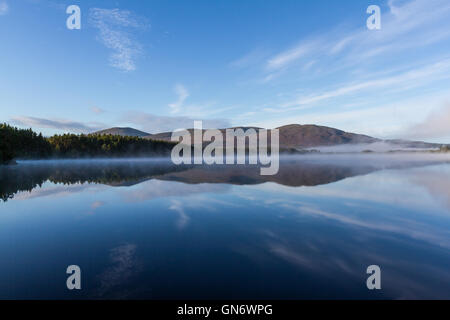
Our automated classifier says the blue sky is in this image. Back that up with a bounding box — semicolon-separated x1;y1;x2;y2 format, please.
1;0;450;142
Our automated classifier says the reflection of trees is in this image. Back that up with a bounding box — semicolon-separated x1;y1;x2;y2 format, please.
0;161;191;202
0;166;49;201
0;160;373;202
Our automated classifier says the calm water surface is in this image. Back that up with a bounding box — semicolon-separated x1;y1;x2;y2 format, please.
0;154;449;299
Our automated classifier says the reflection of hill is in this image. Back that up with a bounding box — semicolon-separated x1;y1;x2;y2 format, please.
2;156;450;201
155;156;450;187
156;163;375;187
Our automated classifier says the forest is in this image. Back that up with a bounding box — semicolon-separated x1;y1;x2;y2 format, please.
0;123;174;164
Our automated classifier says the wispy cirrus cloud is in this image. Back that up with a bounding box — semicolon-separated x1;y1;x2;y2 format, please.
278;58;450;110
0;1;8;15
261;0;450;74
167;84;235;119
266;39;321;72
168;84;189;114
232;0;450;92
11;116;104;133
91;106;105;114
229;48;270;69
89;8;148;72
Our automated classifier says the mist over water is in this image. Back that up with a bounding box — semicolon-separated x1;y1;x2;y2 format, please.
309;142;440;153
1;153;450;299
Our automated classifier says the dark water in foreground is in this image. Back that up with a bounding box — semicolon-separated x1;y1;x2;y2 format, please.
0;154;449;299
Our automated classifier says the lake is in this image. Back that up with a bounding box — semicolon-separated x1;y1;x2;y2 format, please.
0;154;449;299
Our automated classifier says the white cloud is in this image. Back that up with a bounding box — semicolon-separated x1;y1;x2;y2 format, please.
89;8;148;72
168;84;189;114
11;116;105;133
266;39;321;71
0;1;8;16
122;111;230;133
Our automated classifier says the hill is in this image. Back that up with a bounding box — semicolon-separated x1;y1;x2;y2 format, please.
275;124;378;147
142;124;378;148
93;127;150;137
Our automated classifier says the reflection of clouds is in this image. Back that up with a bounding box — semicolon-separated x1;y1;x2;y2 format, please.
91;201;105;209
288;239;447;299
169;200;190;230
268;243;315;270
281;201;450;249
167;194;245;230
251;229;450;299
96;243;141;298
228;164;450;298
406;166;450;211
13;183;105;201
89;201;106;214
297;205;408;232
122;179;230;203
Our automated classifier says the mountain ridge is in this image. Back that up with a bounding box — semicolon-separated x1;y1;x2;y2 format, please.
92;124;444;149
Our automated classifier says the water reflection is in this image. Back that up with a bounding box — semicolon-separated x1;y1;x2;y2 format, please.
96;243;143;299
2;154;450;202
0;155;450;299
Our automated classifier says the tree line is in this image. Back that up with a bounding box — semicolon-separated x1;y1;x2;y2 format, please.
0;123;52;163
0;123;175;164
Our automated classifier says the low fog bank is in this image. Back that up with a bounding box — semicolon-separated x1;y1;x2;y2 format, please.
308;141;440;153
15;157;173;165
12;152;450;170
278;152;450;163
